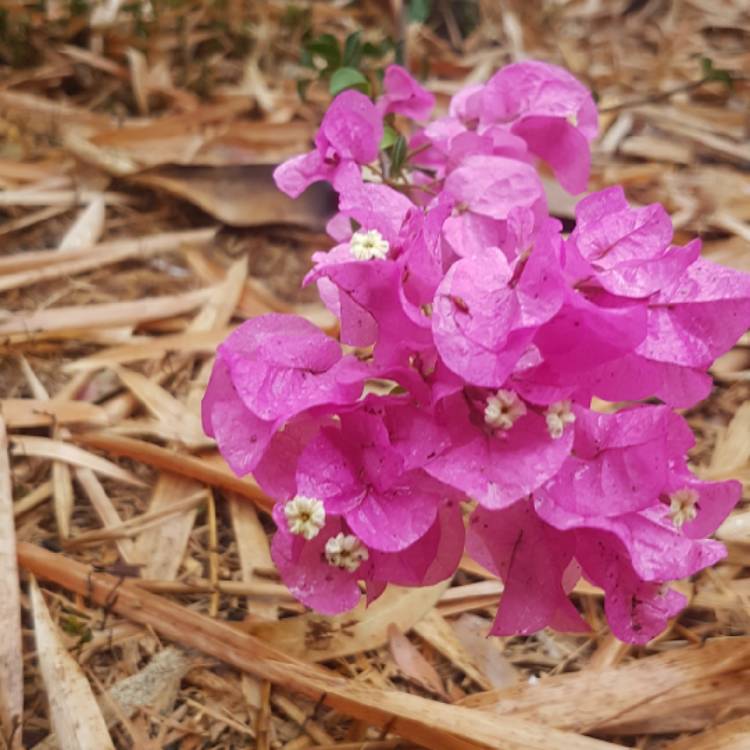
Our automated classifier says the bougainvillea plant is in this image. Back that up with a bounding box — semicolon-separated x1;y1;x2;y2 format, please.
202;60;750;643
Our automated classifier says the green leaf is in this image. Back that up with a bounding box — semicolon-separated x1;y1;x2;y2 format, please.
343;31;363;68
300;46;314;69
362;38;393;59
380;125;400;150
394;38;405;66
330;67;371;96
701;56;733;89
390;135;408;176
700;55;716;77
306;33;341;71
409;0;432;23
296;78;311;102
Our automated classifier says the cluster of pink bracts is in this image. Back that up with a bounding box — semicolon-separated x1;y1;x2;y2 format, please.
203;61;750;643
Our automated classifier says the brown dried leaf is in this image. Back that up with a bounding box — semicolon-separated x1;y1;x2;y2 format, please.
249;582;449;662
229;496;278;620
388;624;448;699
133;473;203;580
75;467;136;564
114;366;207;448
10;435;145;487
0;287;212;338
666;716;750;750
460;637;750;735
65;329;232;370
413;610;493;690
29;576;115;749
451;614;519;690
0;419;23;749
20;544;618;750
58;195;106;251
131;165;335;228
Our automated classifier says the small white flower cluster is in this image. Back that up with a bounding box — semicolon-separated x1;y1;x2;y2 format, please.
350;229;390;261
669;487;699;528
324;533;369;572
545;400;576;439
284;496;326;539
484;389;527;430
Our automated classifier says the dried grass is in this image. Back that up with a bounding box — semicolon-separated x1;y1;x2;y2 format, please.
2;1;750;748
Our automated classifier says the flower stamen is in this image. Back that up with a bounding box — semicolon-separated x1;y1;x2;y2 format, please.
669;488;699;528
545;400;576;439
484;389;526;430
350;229;390;261
284;496;326;540
324;533;369;572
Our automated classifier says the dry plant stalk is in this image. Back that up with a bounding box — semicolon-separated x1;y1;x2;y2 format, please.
18;542;619;750
1;3;750;748
73;432;273;510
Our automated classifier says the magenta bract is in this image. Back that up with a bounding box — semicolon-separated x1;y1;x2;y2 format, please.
203;59;750;644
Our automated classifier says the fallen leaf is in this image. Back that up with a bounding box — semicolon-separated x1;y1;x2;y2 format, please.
131;164;336;228
0;419;23;749
249;581;449;662
29;576;115;749
58;195;106;251
388;623;448;698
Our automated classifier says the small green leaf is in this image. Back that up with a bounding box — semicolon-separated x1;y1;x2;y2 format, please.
362;38;393;59
296;78;311;102
714;69;733;89
60;615;87;636
409;0;432;23
330;67;371;96
700;56;733;89
700;56;715;77
390;135;408;176
380;125;400;150
394;38;406;66
343;31;363;68
306;33;341;71
300;47;314;68
282;4;311;30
